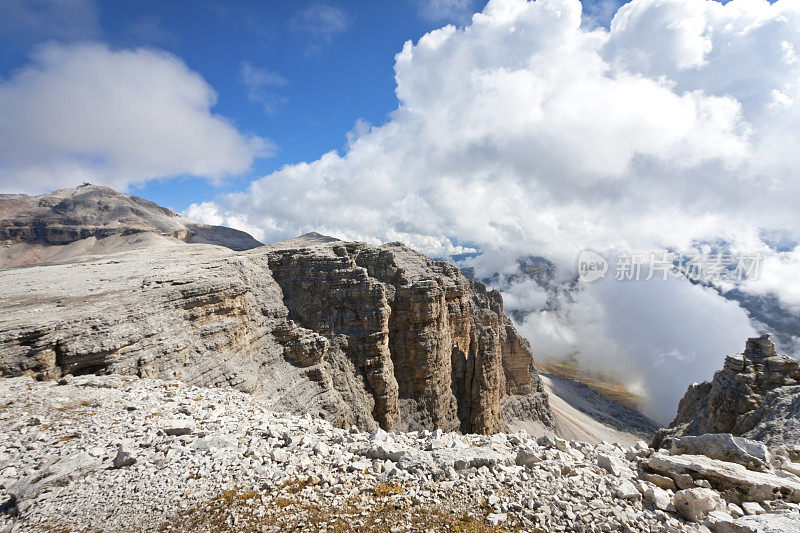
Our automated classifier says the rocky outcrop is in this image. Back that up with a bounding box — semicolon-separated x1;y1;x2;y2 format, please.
0;187;551;434
645;453;800;504
655;334;800;448
0;184;263;261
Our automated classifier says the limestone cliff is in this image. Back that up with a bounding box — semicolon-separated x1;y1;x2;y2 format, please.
655;334;800;447
0;187;552;434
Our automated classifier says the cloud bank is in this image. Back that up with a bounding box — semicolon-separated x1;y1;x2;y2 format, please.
189;0;800;421
0;42;270;194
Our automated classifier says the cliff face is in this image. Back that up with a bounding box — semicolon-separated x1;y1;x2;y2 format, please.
264;240;550;433
655;334;800;447
0;189;551;433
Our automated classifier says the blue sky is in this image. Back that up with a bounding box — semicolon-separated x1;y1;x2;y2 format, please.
0;0;625;211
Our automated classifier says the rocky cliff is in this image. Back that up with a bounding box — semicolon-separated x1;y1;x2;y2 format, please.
655;334;800;448
0;187;551;434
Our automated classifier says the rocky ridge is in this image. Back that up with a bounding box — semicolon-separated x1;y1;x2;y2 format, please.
1;376;799;532
655;334;800;448
0;186;551;435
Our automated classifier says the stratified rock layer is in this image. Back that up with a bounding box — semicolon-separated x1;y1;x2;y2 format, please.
655;334;800;448
0;192;551;434
264;240;550;433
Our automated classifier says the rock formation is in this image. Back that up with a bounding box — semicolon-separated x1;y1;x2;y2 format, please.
0;185;551;434
655;334;800;448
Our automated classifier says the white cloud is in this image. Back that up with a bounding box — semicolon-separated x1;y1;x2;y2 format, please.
240;62;287;114
182;201;266;242
0;42;272;194
737;245;800;314
192;0;800;421
508;273;755;423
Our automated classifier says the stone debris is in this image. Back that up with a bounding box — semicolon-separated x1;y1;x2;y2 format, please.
646;453;800;503
112;447;136;469
0;376;798;532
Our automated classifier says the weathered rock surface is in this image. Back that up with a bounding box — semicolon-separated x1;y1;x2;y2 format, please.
4;376;798;532
710;510;800;533
673;487;727;522
671;434;772;472
655;335;800;448
646;453;800;504
0;187;551;434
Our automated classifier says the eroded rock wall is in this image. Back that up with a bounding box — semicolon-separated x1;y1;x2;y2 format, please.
266;241;552;434
0;236;552;434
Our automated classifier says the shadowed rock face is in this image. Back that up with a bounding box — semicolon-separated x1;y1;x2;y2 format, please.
655;334;800;448
0;187;552;434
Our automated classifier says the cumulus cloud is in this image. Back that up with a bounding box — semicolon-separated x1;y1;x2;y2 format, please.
504;272;756;422
0;42;271;194
182;201;266;242
197;0;800;421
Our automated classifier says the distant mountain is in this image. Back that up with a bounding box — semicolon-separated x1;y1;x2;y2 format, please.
0;184;263;268
716;287;800;354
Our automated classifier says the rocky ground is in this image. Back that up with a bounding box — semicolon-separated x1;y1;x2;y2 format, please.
1;377;799;532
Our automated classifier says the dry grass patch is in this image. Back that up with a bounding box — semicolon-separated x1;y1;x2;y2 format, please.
161;485;522;533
